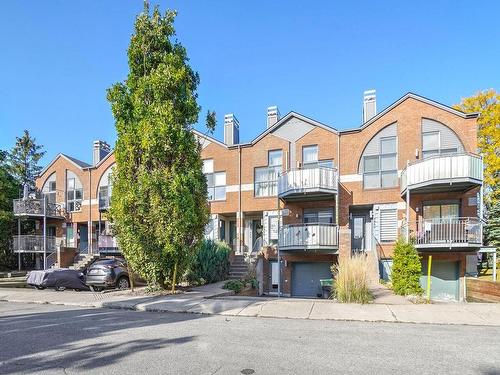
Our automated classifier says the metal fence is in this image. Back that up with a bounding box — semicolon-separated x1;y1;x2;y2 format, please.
279;223;338;249
403;217;482;246
278;167;337;197
12;235;60;253
13;198;65;217
401;153;483;193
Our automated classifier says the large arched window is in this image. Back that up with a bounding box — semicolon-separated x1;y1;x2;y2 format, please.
421;119;464;158
66;171;83;212
42;173;57;204
97;164;114;210
358;123;398;189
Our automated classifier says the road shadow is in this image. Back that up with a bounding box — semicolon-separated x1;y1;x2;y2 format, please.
0;303;203;373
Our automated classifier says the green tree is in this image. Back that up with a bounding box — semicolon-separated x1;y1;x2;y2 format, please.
454;90;500;205
391;239;423;296
8;130;45;192
0;151;19;270
484;199;500;249
107;4;210;290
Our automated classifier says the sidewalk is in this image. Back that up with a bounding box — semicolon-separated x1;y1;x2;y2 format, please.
1;284;500;326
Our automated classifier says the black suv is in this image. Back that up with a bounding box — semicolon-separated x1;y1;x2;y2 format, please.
85;258;131;291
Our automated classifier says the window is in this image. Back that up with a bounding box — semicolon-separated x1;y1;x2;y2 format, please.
363;136;398;189
268;150;282;166
203;159;226;201
302;145;318;166
45;181;56;204
98;165;114;210
66;226;74;247
422;131;458;159
99;186;111;209
423;203;460;219
254;150;282;197
66;177;83;212
303;208;334;224
374;204;398;242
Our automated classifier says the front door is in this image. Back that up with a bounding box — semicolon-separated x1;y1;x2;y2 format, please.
351;214;367;253
78;225;88;253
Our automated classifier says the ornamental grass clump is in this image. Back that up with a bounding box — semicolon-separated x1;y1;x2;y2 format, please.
332;254;372;304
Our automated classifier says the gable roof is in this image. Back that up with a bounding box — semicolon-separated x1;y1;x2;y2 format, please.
340;92;479;134
38;153;91;177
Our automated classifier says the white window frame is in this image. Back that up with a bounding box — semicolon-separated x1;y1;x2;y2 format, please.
363;136;398;189
254;150;282;197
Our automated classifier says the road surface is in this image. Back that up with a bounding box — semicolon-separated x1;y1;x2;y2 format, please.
0;302;499;374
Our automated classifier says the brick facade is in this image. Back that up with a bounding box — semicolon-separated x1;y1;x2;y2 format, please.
33;92;482;300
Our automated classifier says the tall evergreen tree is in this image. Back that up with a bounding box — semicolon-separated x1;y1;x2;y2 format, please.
8;130;45;192
107;4;211;289
0;151;19;270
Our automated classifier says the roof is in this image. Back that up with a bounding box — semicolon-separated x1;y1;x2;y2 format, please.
38;153;91;177
62;154;91;168
339;92;479;134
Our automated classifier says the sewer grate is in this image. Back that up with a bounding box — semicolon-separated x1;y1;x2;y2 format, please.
241;369;255;375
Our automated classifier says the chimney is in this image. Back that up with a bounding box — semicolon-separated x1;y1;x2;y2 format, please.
224;114;239;146
363;89;377;123
93;140;111;165
267;106;280;128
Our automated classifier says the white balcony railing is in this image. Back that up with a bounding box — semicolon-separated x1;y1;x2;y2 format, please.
400;153;483;194
98;234;119;251
278;167;337;198
402;217;482;248
12;235;65;253
13;198;65;218
279;223;338;250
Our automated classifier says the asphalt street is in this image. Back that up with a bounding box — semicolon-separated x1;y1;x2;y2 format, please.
0;302;499;375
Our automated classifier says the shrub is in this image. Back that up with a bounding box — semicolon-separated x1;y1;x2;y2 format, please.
331;254;372;304
186;240;231;285
223;279;244;293
391;238;423;296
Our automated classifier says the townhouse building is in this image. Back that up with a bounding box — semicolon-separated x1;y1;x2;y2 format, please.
14;91;484;301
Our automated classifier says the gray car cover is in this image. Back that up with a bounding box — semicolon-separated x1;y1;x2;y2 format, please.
27;269;89;290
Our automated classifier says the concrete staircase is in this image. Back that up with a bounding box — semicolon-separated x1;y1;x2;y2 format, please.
68;254;100;271
229;255;248;279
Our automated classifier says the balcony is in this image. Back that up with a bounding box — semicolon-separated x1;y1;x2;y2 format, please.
13;198;65;219
98;234;120;253
279;223;338;252
400;153;483;195
12;235;64;253
402;217;482;250
278;167;337;201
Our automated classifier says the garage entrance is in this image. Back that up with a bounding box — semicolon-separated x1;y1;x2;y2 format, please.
420;260;460;301
292;262;332;298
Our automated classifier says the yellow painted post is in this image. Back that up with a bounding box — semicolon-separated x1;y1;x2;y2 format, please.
426;255;433;301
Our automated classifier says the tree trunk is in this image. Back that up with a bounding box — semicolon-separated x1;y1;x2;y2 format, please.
171;261;178;293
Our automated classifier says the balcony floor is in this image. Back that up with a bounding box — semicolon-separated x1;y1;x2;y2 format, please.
279;246;338;254
401;178;482;196
278;189;337;201
416;243;482;252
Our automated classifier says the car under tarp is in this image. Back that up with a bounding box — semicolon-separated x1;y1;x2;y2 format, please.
27;269;89;291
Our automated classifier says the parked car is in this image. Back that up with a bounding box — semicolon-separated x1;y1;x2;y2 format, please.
85;257;134;291
27;269;89;291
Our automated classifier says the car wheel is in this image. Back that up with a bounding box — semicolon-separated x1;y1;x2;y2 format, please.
35;286;45;290
117;276;130;290
55;286;66;292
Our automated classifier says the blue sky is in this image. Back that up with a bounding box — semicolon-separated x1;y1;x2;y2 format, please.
1;1;499;166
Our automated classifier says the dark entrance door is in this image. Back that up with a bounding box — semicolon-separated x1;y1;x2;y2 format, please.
351;213;369;253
